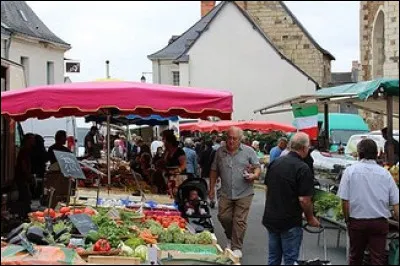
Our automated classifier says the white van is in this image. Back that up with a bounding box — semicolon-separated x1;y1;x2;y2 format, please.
345;131;399;157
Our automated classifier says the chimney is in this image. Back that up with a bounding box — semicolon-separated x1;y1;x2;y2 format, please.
236;1;248;10
201;1;216;17
351;60;360;82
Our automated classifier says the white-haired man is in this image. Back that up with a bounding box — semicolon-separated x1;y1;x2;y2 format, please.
263;132;320;265
209;127;261;258
183;138;198;179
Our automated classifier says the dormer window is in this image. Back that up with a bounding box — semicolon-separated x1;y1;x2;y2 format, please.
19;10;28;22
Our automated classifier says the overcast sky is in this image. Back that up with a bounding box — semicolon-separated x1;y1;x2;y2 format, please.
26;1;360;83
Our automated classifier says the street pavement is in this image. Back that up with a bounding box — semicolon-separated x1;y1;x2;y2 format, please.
210;189;348;265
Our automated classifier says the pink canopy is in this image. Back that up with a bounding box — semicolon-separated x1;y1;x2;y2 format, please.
1;81;233;121
180;120;296;133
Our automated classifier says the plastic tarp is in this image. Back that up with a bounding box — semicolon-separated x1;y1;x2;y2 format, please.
316;78;399;100
180;120;296;133
1;245;86;265
1;81;233;122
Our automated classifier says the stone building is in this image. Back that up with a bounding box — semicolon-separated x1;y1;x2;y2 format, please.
359;1;399;130
359;1;399;80
234;1;335;87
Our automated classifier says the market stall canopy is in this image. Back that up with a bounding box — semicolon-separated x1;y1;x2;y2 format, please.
84;114;179;126
180;120;296;133
1;81;233;121
253;78;399;117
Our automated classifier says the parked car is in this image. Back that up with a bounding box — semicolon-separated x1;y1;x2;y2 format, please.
345;130;399;158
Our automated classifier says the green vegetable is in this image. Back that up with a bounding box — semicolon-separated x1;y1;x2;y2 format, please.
149;224;163;236
124;238;144;249
173;232;185;244
53;221;72;233
57;233;71;245
184;233;197;244
134;245;148;262
167;223;181;234
195;231;213;245
98;221;129;248
119;241;135;256
314;193;340;217
334;202;344;221
85;230;101;244
159;231;173;243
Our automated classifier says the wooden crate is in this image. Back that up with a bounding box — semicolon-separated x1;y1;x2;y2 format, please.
87;255;141;265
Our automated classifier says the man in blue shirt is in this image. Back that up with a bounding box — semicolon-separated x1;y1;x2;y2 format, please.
183;138;198;179
269;137;288;163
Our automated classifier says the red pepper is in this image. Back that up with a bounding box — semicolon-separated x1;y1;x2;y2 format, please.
93;239;111;252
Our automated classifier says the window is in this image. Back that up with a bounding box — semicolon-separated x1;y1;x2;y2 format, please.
172;71;180;86
20;56;29;86
19;10;28;22
47;61;54;85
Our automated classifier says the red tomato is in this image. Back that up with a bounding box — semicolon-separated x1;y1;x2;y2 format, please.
73;209;83;214
60;207;71;214
44;208;56;218
84;207;95;215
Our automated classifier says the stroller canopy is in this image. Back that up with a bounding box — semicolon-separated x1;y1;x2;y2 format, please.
176;178;209;207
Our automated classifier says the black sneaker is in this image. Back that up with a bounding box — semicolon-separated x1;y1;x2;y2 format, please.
210;201;215;209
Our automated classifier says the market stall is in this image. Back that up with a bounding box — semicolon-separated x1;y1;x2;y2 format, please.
253;78;399;264
1;81;237;264
253;78;399;164
180;120;296;133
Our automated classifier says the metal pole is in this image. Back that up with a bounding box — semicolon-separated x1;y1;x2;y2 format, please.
107;114;111;194
106;60;110;79
324;103;330;151
387;95;394;165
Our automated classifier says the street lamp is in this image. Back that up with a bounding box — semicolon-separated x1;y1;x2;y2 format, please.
140;72;152;83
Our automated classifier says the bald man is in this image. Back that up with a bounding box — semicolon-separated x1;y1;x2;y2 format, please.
209;127;261;259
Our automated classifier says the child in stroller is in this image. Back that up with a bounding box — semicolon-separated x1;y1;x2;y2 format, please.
184;190;208;216
176;179;214;233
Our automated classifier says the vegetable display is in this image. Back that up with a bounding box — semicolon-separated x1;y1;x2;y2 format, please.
314;191;344;222
5;203;221;264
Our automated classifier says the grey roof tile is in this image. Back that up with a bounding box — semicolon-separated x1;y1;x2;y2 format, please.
148;1;319;87
147;2;224;60
1;1;70;47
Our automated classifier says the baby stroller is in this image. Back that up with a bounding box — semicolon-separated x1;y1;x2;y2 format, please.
175;178;214;233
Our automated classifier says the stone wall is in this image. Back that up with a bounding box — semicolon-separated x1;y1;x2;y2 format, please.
359;1;399;130
235;1;332;87
383;1;399;78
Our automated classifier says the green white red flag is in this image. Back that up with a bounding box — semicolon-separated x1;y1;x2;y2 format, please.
292;104;319;140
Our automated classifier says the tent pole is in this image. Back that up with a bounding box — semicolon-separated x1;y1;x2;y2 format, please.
324;103;329;151
386;95;394;165
107;114;111;194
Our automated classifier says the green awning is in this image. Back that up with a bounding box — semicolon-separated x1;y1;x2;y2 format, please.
317;78;399;100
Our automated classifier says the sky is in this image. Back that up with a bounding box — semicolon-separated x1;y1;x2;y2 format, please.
26;1;360;83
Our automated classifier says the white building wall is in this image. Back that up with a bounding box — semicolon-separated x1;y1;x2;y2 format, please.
152;59;180;85
1;39;6;58
185;3;316;123
8;37;66;87
179;62;190;87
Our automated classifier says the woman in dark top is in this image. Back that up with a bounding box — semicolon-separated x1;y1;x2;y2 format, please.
199;140;215;179
15;133;36;218
162;133;187;175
